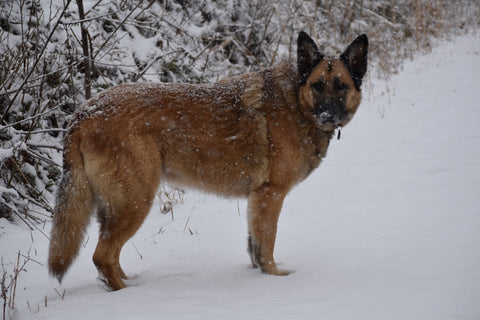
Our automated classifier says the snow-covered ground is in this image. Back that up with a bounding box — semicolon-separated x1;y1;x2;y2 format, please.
1;32;480;320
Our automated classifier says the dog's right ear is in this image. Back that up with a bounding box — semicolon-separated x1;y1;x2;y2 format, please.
297;31;324;84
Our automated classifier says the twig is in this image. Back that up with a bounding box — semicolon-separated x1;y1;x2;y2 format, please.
54;288;66;300
1;258;7;320
25;147;62;168
0;105;62;131
61;9;125;25
131;242;143;260
92;1;142;61
26;143;63;152
10;253;19;310
362;7;397;28
82;237;90;248
132;50;183;82
18;254;42;266
76;0;92;99
0;250;32;316
0;0;73;124
85;0;104;15
183;206;195;233
13;128;67;135
8;158;52;212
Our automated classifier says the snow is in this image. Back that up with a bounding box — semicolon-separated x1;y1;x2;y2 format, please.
1;33;480;320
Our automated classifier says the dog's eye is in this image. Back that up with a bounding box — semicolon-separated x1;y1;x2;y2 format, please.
310;80;325;92
333;77;348;91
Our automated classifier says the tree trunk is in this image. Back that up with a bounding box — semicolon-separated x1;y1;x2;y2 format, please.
76;0;91;99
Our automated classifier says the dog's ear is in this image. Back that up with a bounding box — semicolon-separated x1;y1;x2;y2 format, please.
340;34;368;90
297;31;324;84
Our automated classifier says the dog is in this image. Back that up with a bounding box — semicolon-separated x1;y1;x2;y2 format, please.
48;31;368;290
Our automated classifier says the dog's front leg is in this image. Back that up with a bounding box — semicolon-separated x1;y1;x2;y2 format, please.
247;184;289;276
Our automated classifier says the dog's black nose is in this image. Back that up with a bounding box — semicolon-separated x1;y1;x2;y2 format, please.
317;111;336;124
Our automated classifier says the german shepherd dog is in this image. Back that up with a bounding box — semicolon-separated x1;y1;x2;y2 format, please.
49;32;368;290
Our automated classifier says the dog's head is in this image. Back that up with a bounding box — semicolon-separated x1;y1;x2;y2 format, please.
297;32;368;129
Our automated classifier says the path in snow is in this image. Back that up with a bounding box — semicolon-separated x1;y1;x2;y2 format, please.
1;33;479;320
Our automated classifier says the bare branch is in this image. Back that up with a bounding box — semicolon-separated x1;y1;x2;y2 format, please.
0;0;74;124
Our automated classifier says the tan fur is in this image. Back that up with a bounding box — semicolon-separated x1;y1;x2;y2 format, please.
48;34;366;290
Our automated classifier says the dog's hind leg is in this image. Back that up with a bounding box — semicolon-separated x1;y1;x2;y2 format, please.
93;199;154;290
247;184;289;276
88;138;162;290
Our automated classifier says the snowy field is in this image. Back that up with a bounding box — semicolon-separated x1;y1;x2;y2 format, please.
1;32;480;320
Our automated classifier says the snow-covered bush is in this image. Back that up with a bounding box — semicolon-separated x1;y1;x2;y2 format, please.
1;0;479;226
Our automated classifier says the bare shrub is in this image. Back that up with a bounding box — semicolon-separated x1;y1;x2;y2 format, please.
0;0;479;227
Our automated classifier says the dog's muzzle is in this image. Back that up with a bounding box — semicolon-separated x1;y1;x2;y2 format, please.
316;105;344;125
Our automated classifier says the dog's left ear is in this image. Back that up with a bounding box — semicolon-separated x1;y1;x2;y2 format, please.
340;34;368;91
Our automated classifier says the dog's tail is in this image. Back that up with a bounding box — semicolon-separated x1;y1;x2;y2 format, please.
48;133;94;283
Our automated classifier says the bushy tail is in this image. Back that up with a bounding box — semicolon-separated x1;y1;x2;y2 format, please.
48;137;94;283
